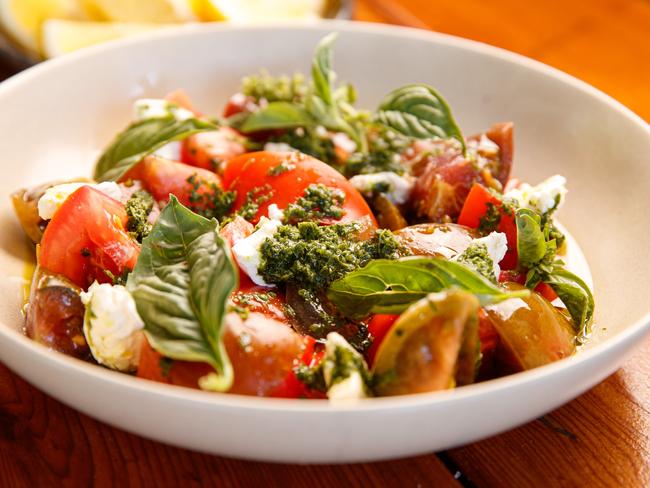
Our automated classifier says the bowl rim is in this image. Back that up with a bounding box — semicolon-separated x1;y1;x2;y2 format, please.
1;19;649;413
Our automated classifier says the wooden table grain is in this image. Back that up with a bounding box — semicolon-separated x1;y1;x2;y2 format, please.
1;1;649;486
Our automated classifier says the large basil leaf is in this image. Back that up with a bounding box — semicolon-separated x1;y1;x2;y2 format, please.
94;116;217;182
375;83;465;151
127;197;237;391
516;208;548;268
327;257;528;318
544;269;594;340
236;101;314;133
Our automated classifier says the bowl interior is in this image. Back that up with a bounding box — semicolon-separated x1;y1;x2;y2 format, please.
0;22;649;359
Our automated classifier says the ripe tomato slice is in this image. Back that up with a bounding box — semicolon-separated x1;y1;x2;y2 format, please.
180;127;246;172
458;183;518;269
366;314;399;366
223;151;376;226
122;155;223;208
39;186;140;289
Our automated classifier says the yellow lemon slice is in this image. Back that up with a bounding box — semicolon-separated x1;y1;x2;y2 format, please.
80;0;193;23
42;19;176;58
0;0;81;56
191;0;327;22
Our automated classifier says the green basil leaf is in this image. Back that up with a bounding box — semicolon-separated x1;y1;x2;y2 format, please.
516;208;548;268
94;116;217;182
375;83;465;151
311;32;337;105
544;269;594;340
327;257;528;318
235;101;314;133
127;196;237;391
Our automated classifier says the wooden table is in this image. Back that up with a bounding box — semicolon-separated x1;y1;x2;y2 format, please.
1;1;649;486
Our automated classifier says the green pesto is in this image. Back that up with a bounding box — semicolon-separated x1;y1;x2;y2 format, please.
267;160;296;176
267;127;337;165
186;174;237;221
283;184;346;225
294;340;372;394
159;357;174;378
125;189;154;242
455;242;496;283
237;185;274;221
258;221;403;292
344;125;410;177
241;71;308;104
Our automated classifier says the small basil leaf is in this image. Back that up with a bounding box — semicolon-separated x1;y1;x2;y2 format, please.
311;32;337;105
94;116;217;182
127;197;237;391
327;257;528;318
516;208;547;268
375;83;465;151
544;269;594;340
236;102;314;133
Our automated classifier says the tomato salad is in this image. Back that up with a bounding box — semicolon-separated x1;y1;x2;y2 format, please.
13;34;594;401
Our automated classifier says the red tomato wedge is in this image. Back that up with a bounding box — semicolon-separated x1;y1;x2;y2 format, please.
122;155;223;207
137;312;318;398
366;314;399;366
39;186;140;289
499;270;559;302
181;127;246;172
458;183;518;269
223;151;377;226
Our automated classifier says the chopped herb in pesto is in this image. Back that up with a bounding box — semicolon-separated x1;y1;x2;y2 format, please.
344;125;410;177
258;221;403;291
478;199;515;235
455;242;496;282
104;268;131;286
186;174;237;221
267;127;337;165
125;189;154;242
283;183;346;224
295;332;373;395
159;357;174;378
237;185;274;221
267;160;296;176
294;362;327;393
242;71;308;104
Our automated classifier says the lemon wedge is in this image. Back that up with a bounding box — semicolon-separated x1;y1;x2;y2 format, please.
42;19;175;57
190;0;326;22
80;0;193;23
0;0;81;56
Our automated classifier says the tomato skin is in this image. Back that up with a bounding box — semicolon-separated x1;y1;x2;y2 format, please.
224;151;377;226
39;186;140;289
222;93;257;118
164;89;200;115
458;183;518;269
122;156;222;207
180;127;246;172
498;270;559;302
137;312;315;397
366;314;399;366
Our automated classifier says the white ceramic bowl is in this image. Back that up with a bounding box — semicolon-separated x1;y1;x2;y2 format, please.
0;21;649;464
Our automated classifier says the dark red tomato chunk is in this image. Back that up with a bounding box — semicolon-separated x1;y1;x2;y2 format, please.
39;186;140;289
122;155;223;208
224;151;377;226
407;123;513;223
